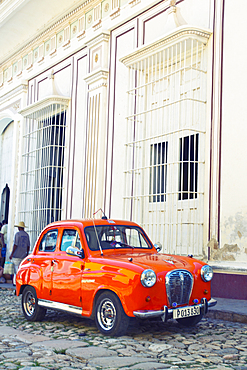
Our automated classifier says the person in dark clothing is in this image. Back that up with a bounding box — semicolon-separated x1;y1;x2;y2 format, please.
0;220;7;267
9;221;30;285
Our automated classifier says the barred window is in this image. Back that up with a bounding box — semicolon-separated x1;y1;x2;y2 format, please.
179;134;199;200
19;99;69;247
122;30;209;256
149;142;168;202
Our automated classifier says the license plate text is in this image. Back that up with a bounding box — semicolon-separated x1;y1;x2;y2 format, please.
173;305;200;319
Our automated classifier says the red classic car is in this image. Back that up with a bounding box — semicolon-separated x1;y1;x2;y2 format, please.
16;218;216;336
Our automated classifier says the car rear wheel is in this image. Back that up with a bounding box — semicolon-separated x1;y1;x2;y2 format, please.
22;286;46;321
95;291;130;336
176;313;203;327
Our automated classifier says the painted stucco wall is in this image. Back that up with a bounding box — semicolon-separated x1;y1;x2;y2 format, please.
0;0;247;267
219;1;247;262
0;0;214;252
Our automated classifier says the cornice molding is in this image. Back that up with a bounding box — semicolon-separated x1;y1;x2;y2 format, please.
84;68;109;92
0;0;97;68
19;95;70;117
0;81;28;104
0;0;27;24
120;25;212;66
84;68;109;84
86;31;110;49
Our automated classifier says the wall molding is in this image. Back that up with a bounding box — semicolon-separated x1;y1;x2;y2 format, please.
19;95;70;117
121;25;212;66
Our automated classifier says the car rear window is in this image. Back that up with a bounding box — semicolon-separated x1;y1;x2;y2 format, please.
39;229;58;252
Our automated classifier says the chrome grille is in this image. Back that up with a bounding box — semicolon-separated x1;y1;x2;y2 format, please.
165;270;193;306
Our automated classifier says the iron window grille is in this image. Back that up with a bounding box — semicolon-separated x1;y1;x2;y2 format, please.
149;141;168;203
121;29;210;257
19;98;69;247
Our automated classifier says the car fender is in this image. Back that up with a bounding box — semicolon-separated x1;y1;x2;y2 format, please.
80;265;141;317
81;284;132;318
16;264;43;297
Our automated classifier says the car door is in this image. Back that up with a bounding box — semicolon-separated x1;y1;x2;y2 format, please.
51;228;84;308
33;229;58;300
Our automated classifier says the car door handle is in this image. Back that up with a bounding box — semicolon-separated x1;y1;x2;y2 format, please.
52;259;58;265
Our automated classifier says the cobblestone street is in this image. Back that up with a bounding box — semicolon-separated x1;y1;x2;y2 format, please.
0;287;247;370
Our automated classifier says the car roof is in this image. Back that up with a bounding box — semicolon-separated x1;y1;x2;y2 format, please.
43;219;140;229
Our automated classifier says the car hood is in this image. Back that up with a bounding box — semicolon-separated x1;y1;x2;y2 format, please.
97;252;203;274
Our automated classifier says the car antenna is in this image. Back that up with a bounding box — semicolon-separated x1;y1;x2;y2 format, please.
93;209;104;256
94;208;108;220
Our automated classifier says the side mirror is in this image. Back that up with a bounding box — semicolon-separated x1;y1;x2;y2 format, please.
66;246;85;259
154;243;162;253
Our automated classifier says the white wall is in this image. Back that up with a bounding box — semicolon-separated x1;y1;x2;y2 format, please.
2;0;246;263
220;1;247;261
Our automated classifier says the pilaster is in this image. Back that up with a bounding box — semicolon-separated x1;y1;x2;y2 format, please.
208;0;225;244
83;32;110;218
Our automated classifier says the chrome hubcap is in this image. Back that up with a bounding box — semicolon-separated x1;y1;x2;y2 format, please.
97;298;116;331
24;291;36;317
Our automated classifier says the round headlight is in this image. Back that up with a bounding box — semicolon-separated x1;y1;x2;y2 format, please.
141;269;156;287
201;265;213;282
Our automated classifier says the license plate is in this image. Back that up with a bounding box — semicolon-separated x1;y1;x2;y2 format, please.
173;305;200;319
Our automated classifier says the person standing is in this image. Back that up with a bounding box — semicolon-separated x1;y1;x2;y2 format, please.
0;225;4;268
9;221;30;285
0;220;8;267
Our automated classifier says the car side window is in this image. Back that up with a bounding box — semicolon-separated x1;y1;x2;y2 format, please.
39;230;58;252
60;229;82;252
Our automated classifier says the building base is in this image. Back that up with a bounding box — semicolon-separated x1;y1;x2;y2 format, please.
210;262;247;300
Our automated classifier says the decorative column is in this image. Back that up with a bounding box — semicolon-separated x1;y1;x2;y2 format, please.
208;0;225;246
83;32;110;218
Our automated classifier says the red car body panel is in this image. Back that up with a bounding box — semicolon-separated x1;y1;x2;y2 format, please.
16;219;213;319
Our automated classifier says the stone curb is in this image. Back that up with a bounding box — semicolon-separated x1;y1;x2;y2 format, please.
207;309;247;324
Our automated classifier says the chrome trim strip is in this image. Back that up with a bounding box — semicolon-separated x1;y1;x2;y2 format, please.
165;269;194;306
38;299;82;315
208;298;217;307
133;307;167;319
134;298;215;319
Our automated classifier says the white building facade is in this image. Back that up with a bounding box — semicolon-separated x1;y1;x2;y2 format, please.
0;0;246;298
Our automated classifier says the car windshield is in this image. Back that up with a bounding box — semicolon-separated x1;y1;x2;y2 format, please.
84;225;152;251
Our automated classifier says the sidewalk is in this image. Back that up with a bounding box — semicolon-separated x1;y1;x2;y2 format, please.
206;297;247;324
1;282;247;324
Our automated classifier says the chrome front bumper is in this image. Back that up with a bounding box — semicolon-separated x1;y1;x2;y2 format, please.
133;298;217;321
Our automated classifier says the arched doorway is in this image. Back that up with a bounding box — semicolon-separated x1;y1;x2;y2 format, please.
0;184;10;222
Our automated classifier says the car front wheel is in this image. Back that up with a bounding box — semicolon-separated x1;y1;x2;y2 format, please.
22;286;46;321
95;291;130;336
